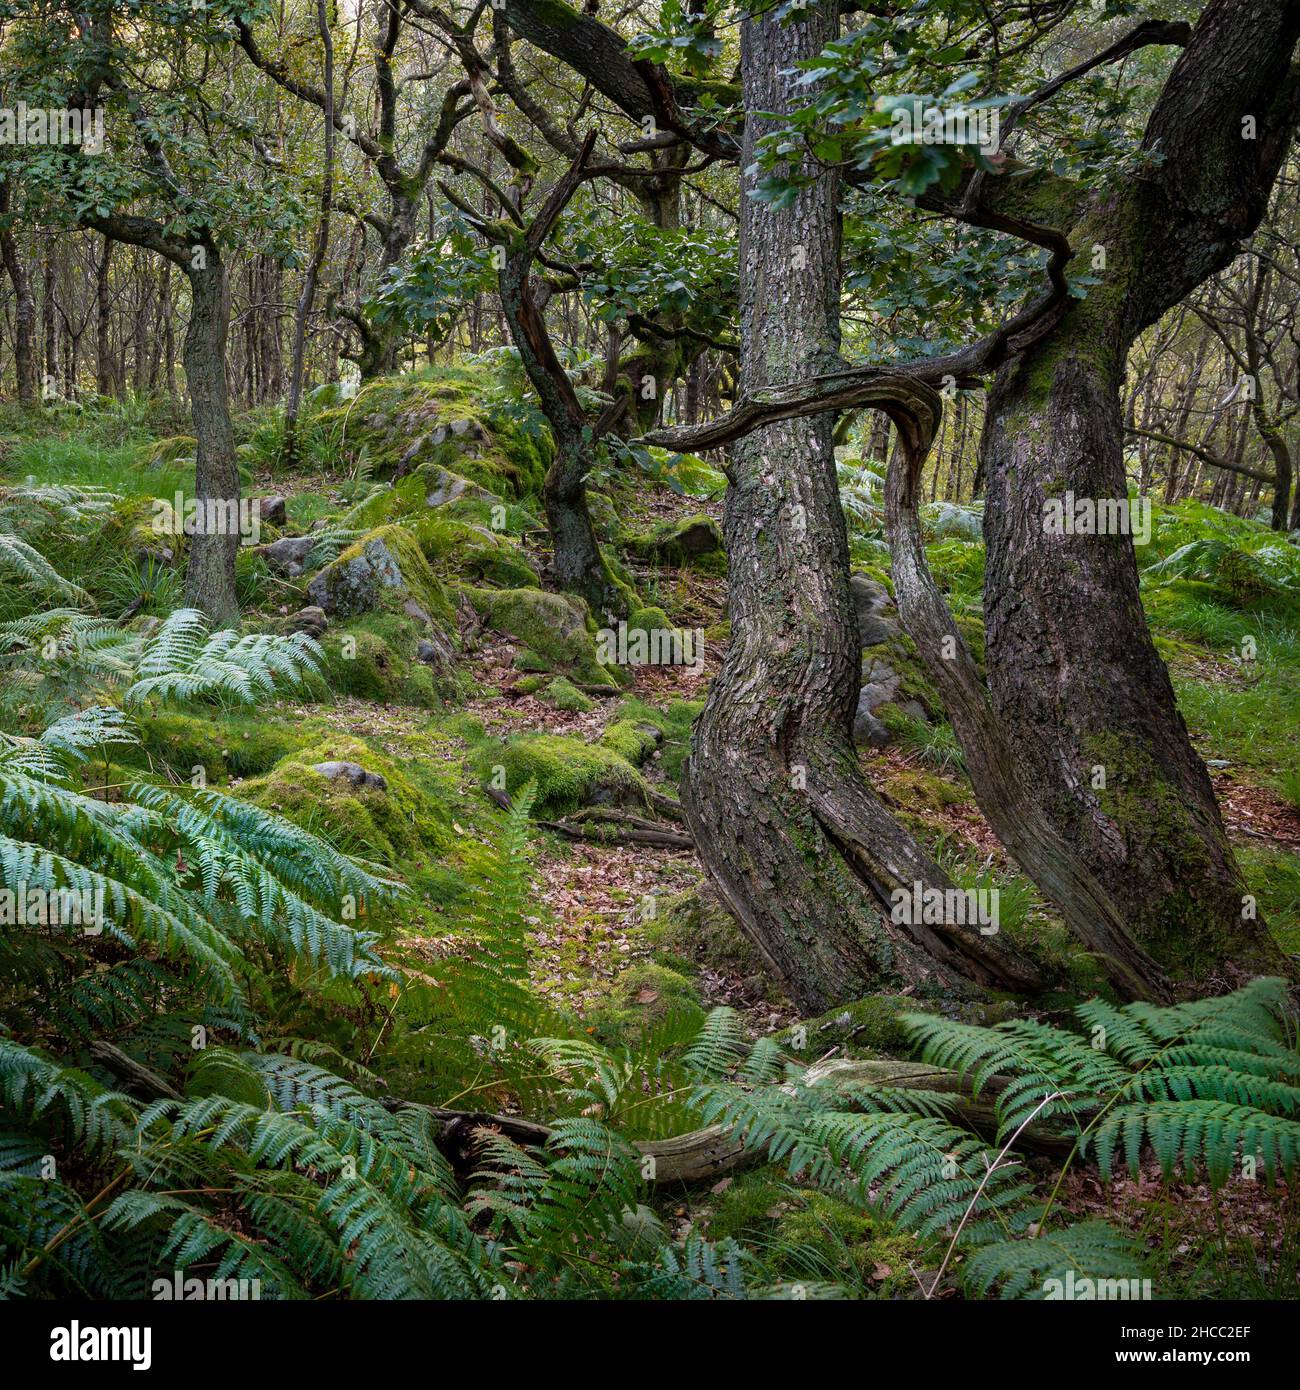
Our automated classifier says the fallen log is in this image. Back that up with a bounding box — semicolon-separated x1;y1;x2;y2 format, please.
401;1056;1075;1187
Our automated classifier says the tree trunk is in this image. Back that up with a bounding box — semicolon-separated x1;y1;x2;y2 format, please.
96;234;115;397
283;0;334;468
182;251;241;626
681;3;1041;1014
979;299;1288;992
0;180;38;405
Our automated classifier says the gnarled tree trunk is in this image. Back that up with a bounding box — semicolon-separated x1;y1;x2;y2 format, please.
973;0;1300;992
681;3;1041;1014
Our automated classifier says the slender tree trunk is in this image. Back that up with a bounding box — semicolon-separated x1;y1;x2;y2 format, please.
681;3;1041;1013
182;251;240;625
283;0;334;467
96;234;115;397
0;181;38;404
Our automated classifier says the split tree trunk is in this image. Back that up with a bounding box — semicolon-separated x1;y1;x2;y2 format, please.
681;3;1041;1014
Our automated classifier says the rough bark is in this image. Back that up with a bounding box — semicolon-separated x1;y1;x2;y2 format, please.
181;252;241;626
680;3;1041;1015
0;177;38;404
975;0;1300;992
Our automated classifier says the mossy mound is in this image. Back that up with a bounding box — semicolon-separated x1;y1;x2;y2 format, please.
709;1183;924;1298
322;611;466;706
598;719;660;766
590;961;705;1038
461;585;624;687
542;676;593;712
339;463;500;533
236;734;449;865
625;513;725;572
309;366;551;495
473;731;648;815
788;994;930;1058
412;514;539;589
137;712;308;784
307;524;457;635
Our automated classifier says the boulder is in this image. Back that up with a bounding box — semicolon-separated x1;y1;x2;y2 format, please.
311;760;388;791
257;495;288;527
288;605;328;639
307;525;454;635
850;574;898;648
259;534;316;577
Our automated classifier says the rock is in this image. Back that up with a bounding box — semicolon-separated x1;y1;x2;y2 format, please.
850;574;898;648
289;605;328;639
307;525;453;633
852;658;902;746
424;466;497;509
431;418;485;446
627;514;724;567
852;695;891;748
311;760;388;791
417;630;455;670
310;518;331;532
259;534;316;577
257;495;287;527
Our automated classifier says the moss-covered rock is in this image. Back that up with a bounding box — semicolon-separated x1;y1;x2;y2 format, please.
307;524;457;636
473;731;648;815
322;611;466;706
541;676;593;712
413;514;539;589
461;585;624;687
309;366;551;495
598;719;660;766
625;514;725;571
236;734;449;865
592;961;705;1035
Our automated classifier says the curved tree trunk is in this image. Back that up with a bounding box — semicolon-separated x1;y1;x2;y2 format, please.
681;3;1041;1014
968;1;1300;994
182;251;241;626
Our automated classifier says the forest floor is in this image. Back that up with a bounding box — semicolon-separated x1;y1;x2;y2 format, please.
4;376;1298;1298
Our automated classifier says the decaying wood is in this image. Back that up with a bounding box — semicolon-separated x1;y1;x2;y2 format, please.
403;1056;1074;1189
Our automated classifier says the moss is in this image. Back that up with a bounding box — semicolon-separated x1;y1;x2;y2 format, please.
412;514;539;589
590;961;705;1036
608;696;701;783
625;513;725;571
473;731;648;816
236;735;449;866
137;712;307;783
514;649;554;674
627;604;673;634
514;673;547;695
542;676;593;712
790;994;927;1058
644;884;771;988
322;611;465;706
767;1193;925;1297
309;366;551;495
309;523;458;632
461;585;624;687
598;719;659;766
